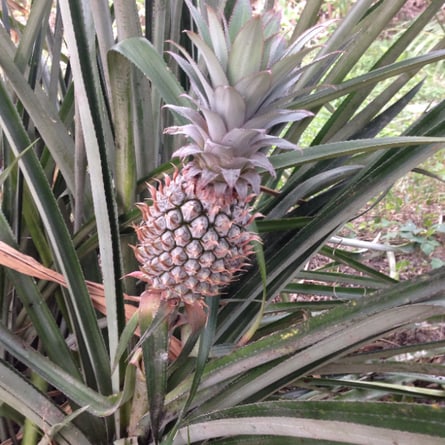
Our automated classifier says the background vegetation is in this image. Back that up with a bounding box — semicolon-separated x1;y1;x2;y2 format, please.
283;0;445;278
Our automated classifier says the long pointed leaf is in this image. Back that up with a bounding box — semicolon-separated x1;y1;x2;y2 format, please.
59;0;125;390
110;37;189;113
0;34;76;194
172;401;445;444
0;360;92;445
0;74;111;395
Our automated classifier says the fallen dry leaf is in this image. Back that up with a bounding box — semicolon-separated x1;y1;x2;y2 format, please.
0;241;138;324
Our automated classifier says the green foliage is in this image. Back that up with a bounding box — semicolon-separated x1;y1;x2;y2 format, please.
0;1;445;444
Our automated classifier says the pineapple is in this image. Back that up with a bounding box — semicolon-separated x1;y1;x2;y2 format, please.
131;1;314;304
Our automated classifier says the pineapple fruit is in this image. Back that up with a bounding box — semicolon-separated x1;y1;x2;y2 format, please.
131;0;313;304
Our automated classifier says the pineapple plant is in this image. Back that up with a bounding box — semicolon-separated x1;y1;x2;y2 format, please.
2;0;445;443
131;1;313;304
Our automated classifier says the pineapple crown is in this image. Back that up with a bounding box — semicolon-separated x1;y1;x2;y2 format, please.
165;0;316;198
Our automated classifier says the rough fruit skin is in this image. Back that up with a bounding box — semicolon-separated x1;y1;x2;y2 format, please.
132;166;259;304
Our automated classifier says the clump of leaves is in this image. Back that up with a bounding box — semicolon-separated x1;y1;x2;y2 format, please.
1;1;445;444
